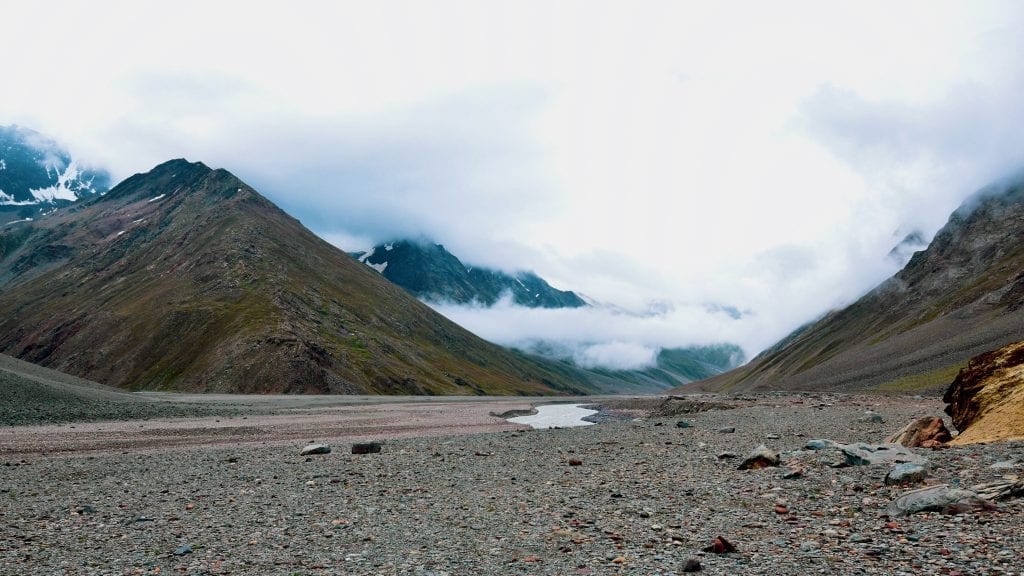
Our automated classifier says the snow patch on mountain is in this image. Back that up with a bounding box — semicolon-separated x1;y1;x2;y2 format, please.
29;160;87;202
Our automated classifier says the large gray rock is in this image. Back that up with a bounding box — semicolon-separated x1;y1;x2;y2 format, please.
804;439;837;450
300;444;331;456
884;463;929;486
839;443;927;466
858;410;884;424
885;485;996;516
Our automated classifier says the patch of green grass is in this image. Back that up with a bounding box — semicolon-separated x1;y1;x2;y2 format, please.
873;363;965;393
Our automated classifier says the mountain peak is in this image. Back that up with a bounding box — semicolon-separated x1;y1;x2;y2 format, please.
352;238;586;308
0;125;110;217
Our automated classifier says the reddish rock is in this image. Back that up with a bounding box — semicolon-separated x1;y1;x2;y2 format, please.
885;417;952;447
703;535;736;554
568;459;583;466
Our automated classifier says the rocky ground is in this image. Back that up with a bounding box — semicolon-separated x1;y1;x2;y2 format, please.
1;394;1022;575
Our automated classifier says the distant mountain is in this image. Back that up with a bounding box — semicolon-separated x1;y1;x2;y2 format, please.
0;125;110;220
690;175;1024;394
351;239;586;308
578;344;744;389
888;230;929;266
0;159;645;395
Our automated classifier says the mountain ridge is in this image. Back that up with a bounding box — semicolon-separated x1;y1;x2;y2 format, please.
689;176;1024;394
351;239;586;308
0;159;642;395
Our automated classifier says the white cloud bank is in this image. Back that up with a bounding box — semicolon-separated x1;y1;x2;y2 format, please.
3;1;1024;364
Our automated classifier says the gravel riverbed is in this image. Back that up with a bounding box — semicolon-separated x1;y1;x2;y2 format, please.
1;394;1022;575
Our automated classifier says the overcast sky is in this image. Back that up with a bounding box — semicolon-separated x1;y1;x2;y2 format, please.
4;1;1023;367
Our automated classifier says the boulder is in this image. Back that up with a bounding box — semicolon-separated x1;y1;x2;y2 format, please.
804;439;836;450
885;484;996;516
738;444;780;470
352;442;382;454
857;410;884;424
300;444;331;456
884;463;929;486
944;340;1024;445
885;417;952;447
839;443;927;467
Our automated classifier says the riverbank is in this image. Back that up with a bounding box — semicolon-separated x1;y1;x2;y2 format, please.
2;393;1021;575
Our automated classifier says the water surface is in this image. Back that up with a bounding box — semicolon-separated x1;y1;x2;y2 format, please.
507;403;598;429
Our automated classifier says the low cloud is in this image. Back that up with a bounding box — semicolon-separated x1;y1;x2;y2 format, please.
429;294;776;371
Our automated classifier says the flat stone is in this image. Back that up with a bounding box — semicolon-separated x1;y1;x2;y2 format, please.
173;544;192;556
300;444;331;456
804;439;836;450
885;484;996;516
840;443;928;466
990;460;1018;469
717;427;736;434
676;420;693;428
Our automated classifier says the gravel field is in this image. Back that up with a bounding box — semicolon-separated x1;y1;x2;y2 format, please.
1;394;1022;575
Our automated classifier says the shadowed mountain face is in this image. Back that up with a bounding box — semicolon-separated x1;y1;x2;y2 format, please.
0;125;110;220
690;177;1024;394
0;159;634;395
352;240;586;308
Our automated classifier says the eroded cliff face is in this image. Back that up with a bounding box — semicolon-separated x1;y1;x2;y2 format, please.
944;340;1024;445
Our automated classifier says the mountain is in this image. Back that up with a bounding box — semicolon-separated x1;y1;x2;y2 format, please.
0;125;110;219
0;159;639;395
887;230;929;266
690;176;1024;394
351;239;586;308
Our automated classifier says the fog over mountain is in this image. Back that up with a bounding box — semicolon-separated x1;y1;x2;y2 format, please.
5;1;1023;363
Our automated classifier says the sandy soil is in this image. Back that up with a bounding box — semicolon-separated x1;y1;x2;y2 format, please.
0;398;552;456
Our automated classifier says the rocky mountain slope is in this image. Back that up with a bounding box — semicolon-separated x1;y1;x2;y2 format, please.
691;176;1024;393
0;125;110;220
352;239;586;308
944;340;1024;444
0;159;637;395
